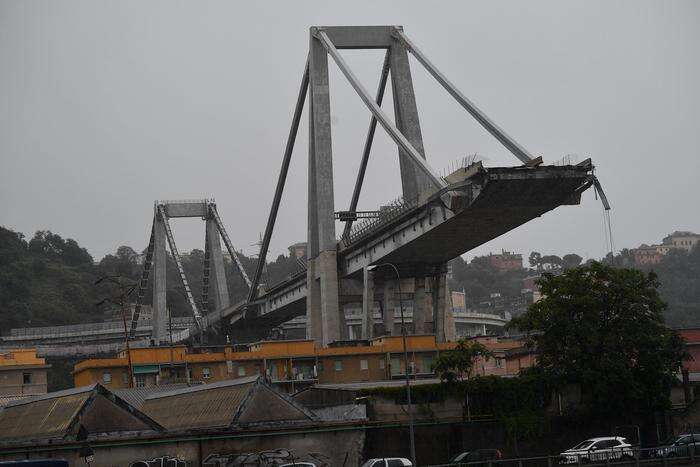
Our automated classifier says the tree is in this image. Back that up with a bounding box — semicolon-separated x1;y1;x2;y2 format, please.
0;227;101;330
433;339;494;382
562;253;583;270
510;262;687;416
448;255;527;307
539;254;563;271
528;251;542;270
433;339;494;420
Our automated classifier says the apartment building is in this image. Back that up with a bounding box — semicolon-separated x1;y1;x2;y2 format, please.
487;249;523;271
0;348;50;397
632;231;699;266
73;335;534;392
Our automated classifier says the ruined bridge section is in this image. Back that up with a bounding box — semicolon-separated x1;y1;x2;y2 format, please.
223;25;596;346
227;161;594;343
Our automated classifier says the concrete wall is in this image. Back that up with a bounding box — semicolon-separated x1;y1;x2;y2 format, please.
317;353;388;384
0;367;48;395
0;428;365;467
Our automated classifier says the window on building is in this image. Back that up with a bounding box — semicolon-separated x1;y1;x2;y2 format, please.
317;361;324;372
360;359;368;371
390;357;401;376
102;372;112;384
422;355;434;374
135;374;146;388
379;359;385;369
122;372;129;384
334;360;343;371
202;367;212;379
22;373;32;385
237;366;246;377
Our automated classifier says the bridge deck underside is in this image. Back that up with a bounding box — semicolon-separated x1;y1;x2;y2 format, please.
226;165;590;341
382;171;587;267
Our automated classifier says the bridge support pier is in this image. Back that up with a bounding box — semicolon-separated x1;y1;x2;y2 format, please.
152;210;167;344
305;34;346;347
430;271;455;342
382;281;396;336
361;267;375;340
413;277;427;334
306;253;344;346
205;217;230;311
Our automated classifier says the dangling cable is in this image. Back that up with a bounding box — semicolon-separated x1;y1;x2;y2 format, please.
591;175;614;260
605;209;615;258
602;205;611;260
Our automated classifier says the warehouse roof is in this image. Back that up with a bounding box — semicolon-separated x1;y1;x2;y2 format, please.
140;376;314;431
0;384;163;445
114;382;193;409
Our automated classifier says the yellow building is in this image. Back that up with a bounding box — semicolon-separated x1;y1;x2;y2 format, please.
73;335;530;391
0;348;50;396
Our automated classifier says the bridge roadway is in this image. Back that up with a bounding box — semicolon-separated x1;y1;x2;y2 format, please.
0;317;195;357
216;161;594;340
1;162;594;353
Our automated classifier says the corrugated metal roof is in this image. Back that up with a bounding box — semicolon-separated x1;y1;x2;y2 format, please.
0;391;90;441
140;379;256;431
144;375;259;400
0;394;33;407
0;384;164;444
114;383;192;409
1;385;95;408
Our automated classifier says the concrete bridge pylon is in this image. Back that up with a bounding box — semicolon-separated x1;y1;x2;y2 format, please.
242;25;569;347
130;199;250;344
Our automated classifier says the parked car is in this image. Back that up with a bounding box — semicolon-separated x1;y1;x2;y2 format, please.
559;437;633;464
279;463;317;467
653;434;700;458
449;449;503;464
361;459;412;467
0;462;69;467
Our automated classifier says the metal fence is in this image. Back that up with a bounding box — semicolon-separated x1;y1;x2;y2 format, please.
6;317;195;338
424;447;700;467
341;196;417;246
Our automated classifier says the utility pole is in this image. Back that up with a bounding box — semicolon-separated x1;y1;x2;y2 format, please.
95;275;136;388
367;263;416;466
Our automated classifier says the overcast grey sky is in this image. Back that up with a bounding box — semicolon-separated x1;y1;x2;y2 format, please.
1;1;698;263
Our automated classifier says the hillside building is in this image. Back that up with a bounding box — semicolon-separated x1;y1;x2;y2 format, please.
632;231;699;266
487;249;523;271
73;335;534;392
0;348;50;398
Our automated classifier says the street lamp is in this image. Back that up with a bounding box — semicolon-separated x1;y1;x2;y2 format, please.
367;262;416;466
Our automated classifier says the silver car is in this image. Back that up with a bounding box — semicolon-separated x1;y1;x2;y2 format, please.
361;459;412;467
654;434;700;458
559;437;633;464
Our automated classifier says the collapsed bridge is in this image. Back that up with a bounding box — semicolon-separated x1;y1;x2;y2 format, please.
3;25;604;355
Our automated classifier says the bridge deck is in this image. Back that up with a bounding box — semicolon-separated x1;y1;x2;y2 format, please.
225;163;592;340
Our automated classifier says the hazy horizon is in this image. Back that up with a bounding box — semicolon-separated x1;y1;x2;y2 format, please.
2;1;698;264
